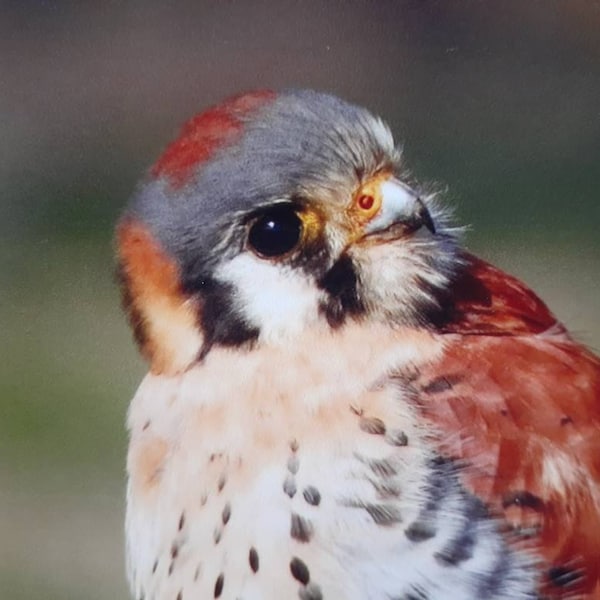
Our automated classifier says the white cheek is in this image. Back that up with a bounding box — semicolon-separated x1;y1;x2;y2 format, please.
215;253;325;343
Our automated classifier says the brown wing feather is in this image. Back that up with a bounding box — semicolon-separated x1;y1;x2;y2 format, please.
421;254;600;598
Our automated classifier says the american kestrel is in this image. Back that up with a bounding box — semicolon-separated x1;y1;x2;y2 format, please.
117;90;600;600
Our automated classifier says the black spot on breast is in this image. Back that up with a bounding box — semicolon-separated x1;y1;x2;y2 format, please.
213;526;222;545
287;455;300;474
214;572;224;598
170;543;179;559
303;486;321;506
142;420;151;431
435;495;482;566
372;479;401;499
291;513;314;542
548;566;582;588
299;583;323;600
178;512;185;531
434;528;475;566
404;521;436;542
217;473;227;493
474;540;513;598
404;457;457;543
222;502;231;525
502;490;544;512
386;429;409;447
284;474;297;498
342;499;402;526
364;503;402;526
401;586;430;600
359;416;386;435
152;559;158;574
249;547;259;573
175;591;182;600
367;458;398;478
421;375;462;395
290;557;310;585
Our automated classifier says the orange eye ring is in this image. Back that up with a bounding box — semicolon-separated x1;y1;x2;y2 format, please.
357;194;375;211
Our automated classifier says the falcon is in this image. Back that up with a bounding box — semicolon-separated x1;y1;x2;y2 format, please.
117;90;600;600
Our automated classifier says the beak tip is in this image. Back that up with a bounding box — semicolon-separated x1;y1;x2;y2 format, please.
416;199;436;235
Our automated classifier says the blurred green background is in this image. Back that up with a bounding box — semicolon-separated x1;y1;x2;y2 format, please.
2;2;599;598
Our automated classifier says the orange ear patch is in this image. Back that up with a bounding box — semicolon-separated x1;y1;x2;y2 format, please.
117;219;203;374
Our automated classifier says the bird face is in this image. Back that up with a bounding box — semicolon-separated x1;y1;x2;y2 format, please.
118;90;460;372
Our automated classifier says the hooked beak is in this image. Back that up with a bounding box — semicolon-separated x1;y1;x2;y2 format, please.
363;179;435;238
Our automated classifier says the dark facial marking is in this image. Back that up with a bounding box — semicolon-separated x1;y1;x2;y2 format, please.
184;276;258;359
290;557;311;585
318;255;364;327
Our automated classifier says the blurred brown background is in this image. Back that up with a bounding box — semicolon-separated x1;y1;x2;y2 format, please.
1;2;599;598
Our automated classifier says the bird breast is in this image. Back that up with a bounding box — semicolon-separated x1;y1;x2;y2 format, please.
125;324;534;600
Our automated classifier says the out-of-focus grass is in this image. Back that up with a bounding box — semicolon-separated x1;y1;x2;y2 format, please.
2;237;140;599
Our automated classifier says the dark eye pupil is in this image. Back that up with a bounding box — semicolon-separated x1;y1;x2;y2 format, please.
248;206;302;257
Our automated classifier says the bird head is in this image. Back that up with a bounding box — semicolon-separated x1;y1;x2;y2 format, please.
117;90;460;373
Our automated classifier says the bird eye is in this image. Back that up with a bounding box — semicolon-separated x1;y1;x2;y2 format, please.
247;206;303;258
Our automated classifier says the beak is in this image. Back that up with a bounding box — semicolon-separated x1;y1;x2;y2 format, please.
363;179;435;238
